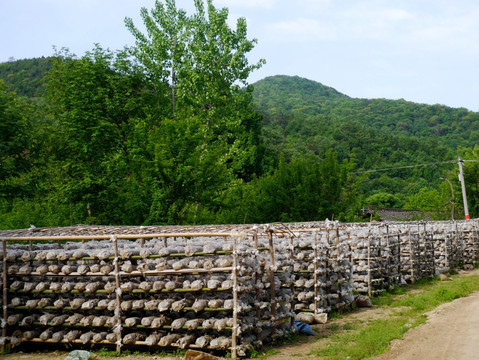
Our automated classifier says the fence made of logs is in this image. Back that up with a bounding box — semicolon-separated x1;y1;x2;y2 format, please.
1;219;478;358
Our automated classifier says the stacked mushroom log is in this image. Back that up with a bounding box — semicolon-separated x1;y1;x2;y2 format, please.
380;224;401;290
279;225;354;323
431;222;460;274
416;223;435;280
460;221;479;268
1;232;293;357
322;227;354;311
250;228;295;343
349;225;384;295
397;224;420;284
3;219;479;355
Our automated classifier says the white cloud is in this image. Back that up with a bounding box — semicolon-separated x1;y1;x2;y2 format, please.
268;18;336;42
340;6;416;40
214;0;274;9
407;11;479;52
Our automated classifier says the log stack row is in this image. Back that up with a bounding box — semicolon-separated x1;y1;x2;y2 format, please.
1;219;479;357
1;232;293;358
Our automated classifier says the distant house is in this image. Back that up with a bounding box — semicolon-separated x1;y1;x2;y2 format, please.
362;205;433;221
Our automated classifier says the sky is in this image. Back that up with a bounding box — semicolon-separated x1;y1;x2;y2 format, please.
1;0;478;111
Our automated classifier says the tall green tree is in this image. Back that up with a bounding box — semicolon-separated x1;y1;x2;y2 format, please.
124;0;265;224
251;151;360;223
0;80;31;199
125;0;265;179
45;46;153;223
456;146;479;219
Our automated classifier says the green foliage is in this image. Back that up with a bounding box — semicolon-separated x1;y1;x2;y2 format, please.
219;151;363;224
44;45;154;224
146;116;233;224
0;197;84;230
365;192;402;208
125;0;266;180
0;80;32;199
456;146;479;218
2;11;479;227
0;57;52;97
404;186;451;220
254;75;466;211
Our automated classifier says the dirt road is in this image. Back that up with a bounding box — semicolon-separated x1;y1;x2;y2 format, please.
370;290;479;360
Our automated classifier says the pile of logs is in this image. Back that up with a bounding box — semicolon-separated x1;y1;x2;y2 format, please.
1;232;293;358
1;219;479;357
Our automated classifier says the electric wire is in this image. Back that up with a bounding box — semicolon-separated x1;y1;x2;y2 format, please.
353;160;457;174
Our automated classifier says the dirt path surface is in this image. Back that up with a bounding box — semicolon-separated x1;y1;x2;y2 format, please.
370;290;479;360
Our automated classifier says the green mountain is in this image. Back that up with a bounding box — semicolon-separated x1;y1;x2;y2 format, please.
2;60;478;223
253;75;479;200
254;75;478;150
0;57;52;97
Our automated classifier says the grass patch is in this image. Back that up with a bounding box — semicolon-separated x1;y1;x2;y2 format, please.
248;348;280;358
309;274;479;360
94;348;185;358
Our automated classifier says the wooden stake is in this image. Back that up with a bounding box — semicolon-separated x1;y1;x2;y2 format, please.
335;227;343;306
253;231;261;323
232;234;238;360
385;225;390;288
111;236;122;353
473;221;478;266
367;228;372;297
268;230;276;337
2;239;7;354
325;230;331;309
313;231;318;314
289;234;295;328
397;232;402;285
408;226;415;284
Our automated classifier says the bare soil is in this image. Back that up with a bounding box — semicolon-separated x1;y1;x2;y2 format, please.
370;289;479;360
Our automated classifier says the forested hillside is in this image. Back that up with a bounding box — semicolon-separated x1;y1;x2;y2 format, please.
0;57;51;97
253;75;479;205
2;2;479;229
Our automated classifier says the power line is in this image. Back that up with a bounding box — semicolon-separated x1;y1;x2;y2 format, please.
354;160;457;174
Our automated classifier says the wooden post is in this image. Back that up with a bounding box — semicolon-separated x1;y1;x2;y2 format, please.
313;231;318;314
253;231;261;322
335;227;342;305
111;236;122;353
444;232;449;269
377;226;383;290
473;221;478;266
385;225;390;288
417;223;422;278
2;239;7;354
268;230;276;337
367;228;372;297
397;232;402;284
232;234;238;360
289;234;295;328
324;229;332;309
455;221;461;268
408;226;415;284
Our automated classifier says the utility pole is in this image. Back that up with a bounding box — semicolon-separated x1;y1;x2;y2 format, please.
458;157;470;220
